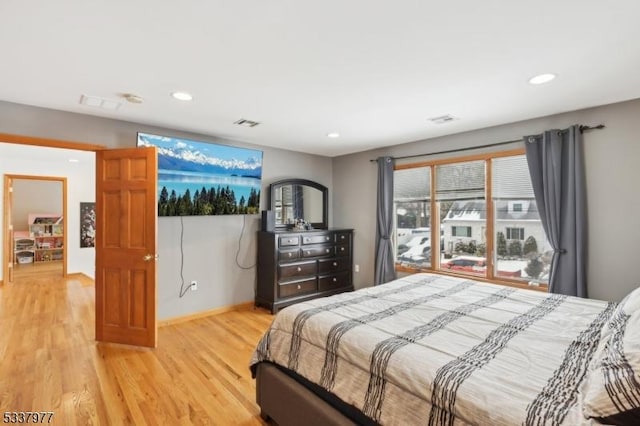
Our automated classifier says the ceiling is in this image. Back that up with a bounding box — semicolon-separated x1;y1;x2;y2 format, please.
2;1;640;157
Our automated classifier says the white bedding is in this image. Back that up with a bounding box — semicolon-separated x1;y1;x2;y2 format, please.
251;273;615;425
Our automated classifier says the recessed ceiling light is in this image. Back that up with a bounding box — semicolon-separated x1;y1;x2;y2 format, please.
327;132;340;138
171;91;193;101
528;73;556;85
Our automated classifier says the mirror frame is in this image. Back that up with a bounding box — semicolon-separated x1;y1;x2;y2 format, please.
269;179;328;230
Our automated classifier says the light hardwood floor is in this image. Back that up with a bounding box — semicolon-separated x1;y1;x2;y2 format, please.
11;260;63;280
0;273;274;425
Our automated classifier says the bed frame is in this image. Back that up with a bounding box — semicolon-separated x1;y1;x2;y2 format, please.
255;362;362;426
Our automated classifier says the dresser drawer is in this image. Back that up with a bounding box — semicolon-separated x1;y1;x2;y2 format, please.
279;235;300;247
318;272;351;292
302;234;333;245
278;248;300;261
302;245;334;258
335;243;350;257
318;258;349;274
279;261;317;279
335;232;350;243
279;278;317;299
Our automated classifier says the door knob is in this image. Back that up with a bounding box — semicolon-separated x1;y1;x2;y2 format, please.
143;253;158;262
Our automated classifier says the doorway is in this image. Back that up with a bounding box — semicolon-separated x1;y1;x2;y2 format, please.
7;176;67;282
1;134;159;348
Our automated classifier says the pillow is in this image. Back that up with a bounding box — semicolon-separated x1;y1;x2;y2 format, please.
581;286;640;425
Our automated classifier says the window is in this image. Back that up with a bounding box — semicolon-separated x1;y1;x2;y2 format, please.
452;226;472;237
393;150;550;287
492;155;550;284
437;160;485;278
506;227;524;240
394;166;431;268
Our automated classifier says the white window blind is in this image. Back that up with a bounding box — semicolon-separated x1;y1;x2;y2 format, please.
492;155;535;199
394;166;430;202
435;160;484;201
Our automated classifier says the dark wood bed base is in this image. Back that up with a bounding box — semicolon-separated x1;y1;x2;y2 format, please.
255;362;375;426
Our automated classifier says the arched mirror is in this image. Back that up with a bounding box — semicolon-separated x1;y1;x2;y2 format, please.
269;179;328;229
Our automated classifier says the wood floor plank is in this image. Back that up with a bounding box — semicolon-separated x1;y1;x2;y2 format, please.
0;274;273;425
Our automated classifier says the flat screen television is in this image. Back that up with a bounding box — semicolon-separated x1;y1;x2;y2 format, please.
137;132;263;216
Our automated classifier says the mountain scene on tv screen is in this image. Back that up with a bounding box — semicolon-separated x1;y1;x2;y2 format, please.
137;133;262;216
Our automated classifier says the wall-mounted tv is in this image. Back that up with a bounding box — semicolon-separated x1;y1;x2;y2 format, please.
137;132;263;216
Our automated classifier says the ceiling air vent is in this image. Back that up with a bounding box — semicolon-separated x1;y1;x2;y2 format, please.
427;114;459;124
79;94;122;110
234;118;260;128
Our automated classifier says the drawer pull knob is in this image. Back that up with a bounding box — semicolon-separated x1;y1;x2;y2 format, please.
325;248;330;253
288;239;293;243
297;284;301;290
288;252;292;258
333;278;337;282
341;235;345;240
333;262;338;266
306;251;311;255
297;267;302;272
341;247;345;251
326;236;330;241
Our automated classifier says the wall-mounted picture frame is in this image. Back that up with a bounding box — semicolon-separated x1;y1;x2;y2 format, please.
80;202;96;248
137;132;263;216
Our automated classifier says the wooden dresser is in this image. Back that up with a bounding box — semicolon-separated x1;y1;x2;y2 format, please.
256;229;353;313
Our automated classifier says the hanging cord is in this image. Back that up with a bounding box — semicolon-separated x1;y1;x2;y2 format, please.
178;215;194;297
236;214;256;269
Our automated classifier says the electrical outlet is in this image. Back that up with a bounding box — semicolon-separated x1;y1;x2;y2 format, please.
354;264;360;273
190;280;198;291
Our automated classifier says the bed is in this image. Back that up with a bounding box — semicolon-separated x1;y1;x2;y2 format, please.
250;273;640;425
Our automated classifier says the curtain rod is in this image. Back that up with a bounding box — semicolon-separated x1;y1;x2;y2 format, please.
369;124;605;162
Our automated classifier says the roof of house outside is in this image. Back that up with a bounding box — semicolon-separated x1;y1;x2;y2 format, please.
443;199;540;222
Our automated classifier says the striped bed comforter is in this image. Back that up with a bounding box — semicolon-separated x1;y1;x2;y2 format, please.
250;273;615;425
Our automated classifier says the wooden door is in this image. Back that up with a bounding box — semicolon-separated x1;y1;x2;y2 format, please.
95;147;158;347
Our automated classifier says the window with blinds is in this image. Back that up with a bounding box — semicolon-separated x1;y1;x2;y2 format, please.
492;154;550;284
392;150;550;289
436;160;486;277
394;166;432;268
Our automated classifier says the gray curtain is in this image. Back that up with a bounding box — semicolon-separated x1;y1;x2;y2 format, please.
524;125;587;297
375;156;396;285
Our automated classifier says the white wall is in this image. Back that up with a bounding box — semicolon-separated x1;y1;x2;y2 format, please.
0;143;96;278
12;180;63;231
333;98;640;302
0;100;333;320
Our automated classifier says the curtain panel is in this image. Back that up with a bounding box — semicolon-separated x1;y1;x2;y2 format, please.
375;156;396;285
524;125;587;297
